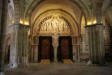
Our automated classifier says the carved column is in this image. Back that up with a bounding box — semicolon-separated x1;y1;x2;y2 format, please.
52;33;59;63
85;24;105;65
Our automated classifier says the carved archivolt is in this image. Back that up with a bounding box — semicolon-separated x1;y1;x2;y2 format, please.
39;15;71;34
32;9;80;36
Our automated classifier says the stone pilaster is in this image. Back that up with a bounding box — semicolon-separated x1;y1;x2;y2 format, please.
0;0;8;74
33;45;39;62
80;34;89;62
18;24;29;66
10;24;19;68
96;25;105;65
30;36;39;63
33;37;39;63
22;25;29;65
72;36;81;62
77;37;81;62
10;24;30;68
85;24;105;65
72;36;77;62
9;0;21;68
31;46;34;62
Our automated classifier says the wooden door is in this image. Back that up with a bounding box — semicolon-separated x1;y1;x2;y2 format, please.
41;39;50;59
61;39;69;59
58;36;73;61
38;37;53;62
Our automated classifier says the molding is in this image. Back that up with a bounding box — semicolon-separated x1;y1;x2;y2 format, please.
85;23;103;27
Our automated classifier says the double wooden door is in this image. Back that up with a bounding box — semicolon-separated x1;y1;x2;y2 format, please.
38;36;73;62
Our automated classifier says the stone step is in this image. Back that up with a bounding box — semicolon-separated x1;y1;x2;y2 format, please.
63;59;73;64
40;59;50;64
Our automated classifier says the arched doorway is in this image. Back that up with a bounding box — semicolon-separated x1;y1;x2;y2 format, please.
30;10;79;63
28;0;84;63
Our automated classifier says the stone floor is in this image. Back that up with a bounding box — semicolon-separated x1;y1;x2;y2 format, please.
5;63;112;75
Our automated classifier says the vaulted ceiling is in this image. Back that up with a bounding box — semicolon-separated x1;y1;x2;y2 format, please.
9;0;112;25
23;0;111;16
7;0;112;37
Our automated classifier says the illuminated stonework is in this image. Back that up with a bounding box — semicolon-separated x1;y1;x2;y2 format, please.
39;15;71;34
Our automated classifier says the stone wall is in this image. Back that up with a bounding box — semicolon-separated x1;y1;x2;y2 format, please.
0;0;8;74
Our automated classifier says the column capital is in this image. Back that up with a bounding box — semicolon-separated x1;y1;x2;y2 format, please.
85;23;104;29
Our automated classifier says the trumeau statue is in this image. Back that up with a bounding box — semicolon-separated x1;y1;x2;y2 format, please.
52;32;59;47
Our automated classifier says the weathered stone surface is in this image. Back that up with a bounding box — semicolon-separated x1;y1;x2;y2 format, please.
5;63;112;75
0;0;8;73
85;24;105;65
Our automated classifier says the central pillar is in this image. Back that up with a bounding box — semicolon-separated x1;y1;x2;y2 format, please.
52;33;59;63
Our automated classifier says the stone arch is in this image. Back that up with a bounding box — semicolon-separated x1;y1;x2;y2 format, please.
31;9;80;37
24;0;89;25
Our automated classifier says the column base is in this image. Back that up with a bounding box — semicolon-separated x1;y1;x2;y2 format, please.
0;72;5;75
